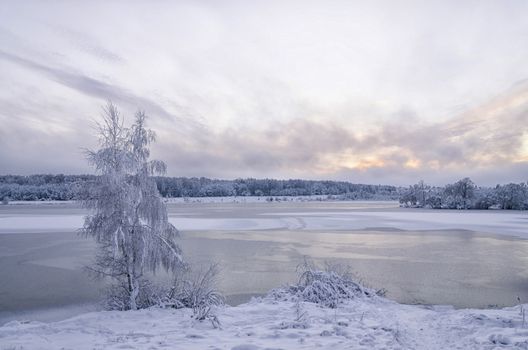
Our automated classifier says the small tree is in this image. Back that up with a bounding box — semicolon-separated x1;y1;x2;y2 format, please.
82;102;183;310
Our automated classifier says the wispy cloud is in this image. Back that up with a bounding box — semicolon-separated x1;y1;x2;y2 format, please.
1;1;527;185
0;50;203;134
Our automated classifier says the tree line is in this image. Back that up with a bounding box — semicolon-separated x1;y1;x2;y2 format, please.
2;174;526;209
399;177;528;210
0;174;400;201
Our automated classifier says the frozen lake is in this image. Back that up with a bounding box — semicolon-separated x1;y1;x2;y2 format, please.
1;200;528;324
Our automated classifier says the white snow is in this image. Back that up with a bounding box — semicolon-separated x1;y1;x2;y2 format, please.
6;200;77;206
265;210;528;237
1;206;527;238
1;297;527;349
163;195;332;203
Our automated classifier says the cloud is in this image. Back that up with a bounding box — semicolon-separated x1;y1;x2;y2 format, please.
1;1;528;185
1;44;527;185
150;81;528;185
0;50;203;135
50;25;125;63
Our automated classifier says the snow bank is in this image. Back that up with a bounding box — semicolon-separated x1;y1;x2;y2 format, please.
1;297;527;349
6;200;77;206
164;195;332;203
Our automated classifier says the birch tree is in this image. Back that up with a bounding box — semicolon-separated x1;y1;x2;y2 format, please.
82;102;183;310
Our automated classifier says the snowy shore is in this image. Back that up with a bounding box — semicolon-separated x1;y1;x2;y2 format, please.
3;195;333;206
1;296;527;350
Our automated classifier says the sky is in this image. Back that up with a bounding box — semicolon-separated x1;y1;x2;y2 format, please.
1;0;528;186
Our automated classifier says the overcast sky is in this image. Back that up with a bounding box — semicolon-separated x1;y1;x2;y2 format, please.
1;0;528;185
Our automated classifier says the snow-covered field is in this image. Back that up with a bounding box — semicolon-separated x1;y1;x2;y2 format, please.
4;195;331;206
1;296;527;350
164;195;332;203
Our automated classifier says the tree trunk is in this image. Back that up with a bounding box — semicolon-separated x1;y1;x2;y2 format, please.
126;257;138;310
130;277;139;310
126;272;137;310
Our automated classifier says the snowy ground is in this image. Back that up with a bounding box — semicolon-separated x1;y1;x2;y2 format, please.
164;195;332;203
4;195;329;206
6;200;78;206
1;201;527;238
1;296;527;350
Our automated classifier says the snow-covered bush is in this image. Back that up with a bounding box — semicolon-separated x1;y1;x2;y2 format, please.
90;255;224;323
269;260;379;308
473;193;496;209
103;277;163;311
163;264;224;325
399;187;418;207
1;196;8;205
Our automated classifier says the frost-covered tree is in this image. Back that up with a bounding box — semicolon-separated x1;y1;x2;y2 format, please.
443;177;476;209
495;183;528;210
399;180;431;207
399;186;418;207
82;102;183;310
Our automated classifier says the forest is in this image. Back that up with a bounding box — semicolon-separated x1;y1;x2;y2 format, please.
1;174;527;210
0;174;400;201
400;178;528;210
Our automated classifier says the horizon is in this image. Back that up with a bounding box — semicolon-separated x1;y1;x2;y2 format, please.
1;1;528;186
0;172;523;189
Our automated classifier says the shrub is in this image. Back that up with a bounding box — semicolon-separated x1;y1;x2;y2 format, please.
163;263;224;325
103;278;163;311
268;260;380;308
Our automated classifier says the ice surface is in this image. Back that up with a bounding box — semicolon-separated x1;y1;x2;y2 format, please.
1;205;527;238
